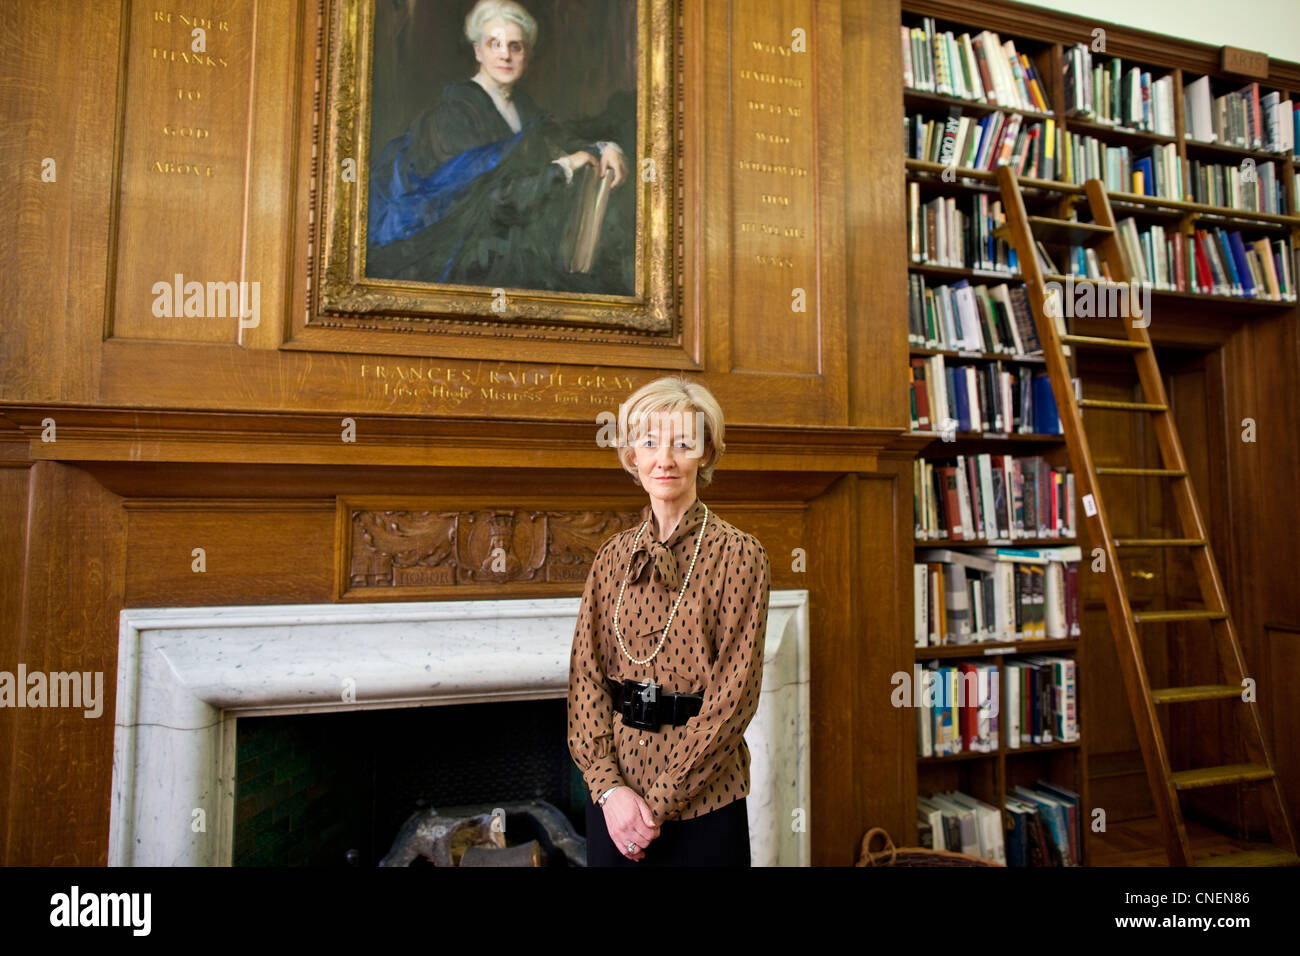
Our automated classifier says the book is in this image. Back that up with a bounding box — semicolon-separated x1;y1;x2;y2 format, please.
563;165;615;274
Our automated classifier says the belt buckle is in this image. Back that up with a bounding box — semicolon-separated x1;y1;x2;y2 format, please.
621;678;660;730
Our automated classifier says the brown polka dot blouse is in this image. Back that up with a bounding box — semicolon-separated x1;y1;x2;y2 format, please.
567;496;770;826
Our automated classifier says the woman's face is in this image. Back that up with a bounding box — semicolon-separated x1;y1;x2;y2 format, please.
630;410;710;507
474;18;528;86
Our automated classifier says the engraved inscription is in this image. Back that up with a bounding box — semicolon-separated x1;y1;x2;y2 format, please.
146;8;235;175
111;1;254;341
732;4;816;327
358;360;636;409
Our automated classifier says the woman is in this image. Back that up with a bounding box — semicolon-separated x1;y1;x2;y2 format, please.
367;0;632;292
567;376;771;866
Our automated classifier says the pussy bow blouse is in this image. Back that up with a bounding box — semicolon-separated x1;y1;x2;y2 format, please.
567;497;771;825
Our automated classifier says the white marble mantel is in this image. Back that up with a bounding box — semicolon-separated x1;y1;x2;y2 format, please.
110;593;810;866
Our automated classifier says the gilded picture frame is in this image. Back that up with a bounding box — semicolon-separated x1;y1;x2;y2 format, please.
311;0;679;336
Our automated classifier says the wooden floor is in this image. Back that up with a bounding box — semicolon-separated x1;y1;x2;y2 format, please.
1089;815;1281;866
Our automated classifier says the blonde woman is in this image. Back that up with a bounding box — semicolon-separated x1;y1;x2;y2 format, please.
567;375;770;866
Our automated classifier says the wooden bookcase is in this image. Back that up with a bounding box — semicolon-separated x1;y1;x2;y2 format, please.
901;0;1300;865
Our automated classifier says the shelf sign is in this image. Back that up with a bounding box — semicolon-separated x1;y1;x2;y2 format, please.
1220;46;1268;80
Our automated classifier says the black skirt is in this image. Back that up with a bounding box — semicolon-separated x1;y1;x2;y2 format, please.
584;795;751;867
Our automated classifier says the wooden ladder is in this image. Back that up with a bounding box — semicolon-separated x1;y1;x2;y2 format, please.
994;165;1299;867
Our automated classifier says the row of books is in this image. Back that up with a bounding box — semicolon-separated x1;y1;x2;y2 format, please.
913;453;1075;542
915;653;1080;751
904;21;1296;157
906;189;1017;272
915;456;1075;542
918;781;1082;866
906;109;1054;181
915;663;999;754
1186;158;1286;215
1064;44;1177;136
1057;133;1181;200
914;547;1081;646
907;276;1041;354
910;357;1061;437
902;20;1048;112
1184;76;1296;154
911;203;1295;303
908;110;1186;201
911;109;1293;216
1086;222;1297;301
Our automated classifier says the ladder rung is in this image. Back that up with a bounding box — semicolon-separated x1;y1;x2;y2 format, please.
1115;538;1207;547
1172;763;1275;790
1078;399;1167;411
1132;609;1227;623
1194;848;1300;867
1096;467;1186;477
1027;215;1114;246
1060;333;1148;350
1150;684;1242;704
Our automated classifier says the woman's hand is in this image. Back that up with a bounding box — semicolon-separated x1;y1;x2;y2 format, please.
598;145;628;188
602;787;660;861
563;150;598;173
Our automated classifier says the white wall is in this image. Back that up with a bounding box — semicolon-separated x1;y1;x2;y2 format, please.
1021;0;1300;66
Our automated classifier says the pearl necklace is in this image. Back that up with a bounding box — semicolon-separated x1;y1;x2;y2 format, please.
613;501;709;666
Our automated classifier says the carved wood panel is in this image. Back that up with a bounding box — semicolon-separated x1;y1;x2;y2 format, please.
337;497;645;598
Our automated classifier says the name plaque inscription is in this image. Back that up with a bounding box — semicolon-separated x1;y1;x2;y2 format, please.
358;360;637;414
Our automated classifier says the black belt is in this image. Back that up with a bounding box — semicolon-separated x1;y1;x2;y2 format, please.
607;678;703;731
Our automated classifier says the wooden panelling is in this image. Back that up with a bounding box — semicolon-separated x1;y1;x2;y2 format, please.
803;476;858;862
124;503;335;607
0;0;123;403
1266;625;1300;835
843;0;908;429
1;462;126;866
857;460;915;849
723;0;846;382
0;463;33;862
0;0;860;428
1221;310;1300;838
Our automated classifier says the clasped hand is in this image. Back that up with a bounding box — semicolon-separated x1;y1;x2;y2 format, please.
602;787;660;861
563;144;628;188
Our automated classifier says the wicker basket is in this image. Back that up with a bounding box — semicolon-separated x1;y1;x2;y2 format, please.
856;826;1004;866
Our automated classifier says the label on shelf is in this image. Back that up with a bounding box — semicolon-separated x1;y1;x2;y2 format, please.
1082;494;1098;517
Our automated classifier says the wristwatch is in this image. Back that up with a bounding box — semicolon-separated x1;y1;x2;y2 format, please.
597;785;622;807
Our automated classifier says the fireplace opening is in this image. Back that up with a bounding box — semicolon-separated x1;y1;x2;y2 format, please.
232;698;588;866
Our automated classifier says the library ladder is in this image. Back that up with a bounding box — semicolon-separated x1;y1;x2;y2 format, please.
993;165;1299;867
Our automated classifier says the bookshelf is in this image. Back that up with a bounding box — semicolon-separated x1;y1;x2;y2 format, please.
900;0;1300;867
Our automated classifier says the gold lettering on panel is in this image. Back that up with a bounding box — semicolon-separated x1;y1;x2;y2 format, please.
357;361;636;412
731;0;817;367
113;3;253;341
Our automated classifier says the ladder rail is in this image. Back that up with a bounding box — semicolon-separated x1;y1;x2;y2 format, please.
995;164;1195;865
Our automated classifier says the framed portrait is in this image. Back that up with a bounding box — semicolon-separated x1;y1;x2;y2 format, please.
310;0;680;337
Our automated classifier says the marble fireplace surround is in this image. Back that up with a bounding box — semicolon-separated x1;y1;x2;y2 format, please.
109;593;810;866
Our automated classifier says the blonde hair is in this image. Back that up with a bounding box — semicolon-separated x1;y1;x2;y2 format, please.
465;0;538;49
617;376;726;488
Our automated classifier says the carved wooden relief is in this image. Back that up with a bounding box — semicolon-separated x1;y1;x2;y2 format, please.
337;497;644;598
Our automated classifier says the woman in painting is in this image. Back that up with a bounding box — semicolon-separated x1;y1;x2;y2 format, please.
367;0;633;294
567;376;771;866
